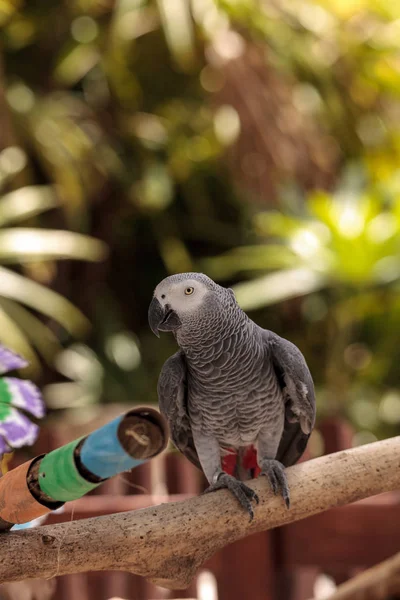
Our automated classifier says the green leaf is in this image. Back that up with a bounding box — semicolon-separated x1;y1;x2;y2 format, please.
0;186;58;227
53;44;100;86
0;266;90;336
232;268;326;311
254;211;303;238
0;298;63;366
157;0;197;72
0;228;108;262
200;245;299;280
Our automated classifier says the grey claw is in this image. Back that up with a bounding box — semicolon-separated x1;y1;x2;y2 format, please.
260;459;290;509
241;484;259;504
268;469;278;495
204;473;259;520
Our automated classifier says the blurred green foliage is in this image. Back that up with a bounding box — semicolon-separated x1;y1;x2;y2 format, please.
0;184;107;377
1;0;400;444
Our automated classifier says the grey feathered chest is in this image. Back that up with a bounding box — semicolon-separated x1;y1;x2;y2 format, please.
177;305;285;448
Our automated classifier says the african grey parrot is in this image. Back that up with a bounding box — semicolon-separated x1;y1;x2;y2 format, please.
148;273;315;519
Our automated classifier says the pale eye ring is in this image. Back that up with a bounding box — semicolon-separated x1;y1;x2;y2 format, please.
184;286;194;295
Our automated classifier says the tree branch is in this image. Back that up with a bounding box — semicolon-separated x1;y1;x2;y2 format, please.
311;551;400;600
1;437;399;589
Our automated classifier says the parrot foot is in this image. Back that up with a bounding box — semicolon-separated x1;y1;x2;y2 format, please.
203;473;259;521
260;459;290;509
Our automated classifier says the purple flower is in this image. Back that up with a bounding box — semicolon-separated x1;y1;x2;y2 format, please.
0;346;45;455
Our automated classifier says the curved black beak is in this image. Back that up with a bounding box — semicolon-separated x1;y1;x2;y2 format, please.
148;297;182;337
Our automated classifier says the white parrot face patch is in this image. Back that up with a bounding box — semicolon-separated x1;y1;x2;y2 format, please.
154;278;210;315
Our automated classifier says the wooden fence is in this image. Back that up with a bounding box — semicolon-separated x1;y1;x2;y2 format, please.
8;416;400;600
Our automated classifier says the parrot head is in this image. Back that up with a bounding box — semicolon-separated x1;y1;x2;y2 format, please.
148;272;220;337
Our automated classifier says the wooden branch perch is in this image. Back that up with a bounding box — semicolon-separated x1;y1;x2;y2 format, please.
312;551;400;600
1;437;399;589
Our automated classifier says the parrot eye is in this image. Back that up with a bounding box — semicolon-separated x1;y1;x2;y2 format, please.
184;287;194;295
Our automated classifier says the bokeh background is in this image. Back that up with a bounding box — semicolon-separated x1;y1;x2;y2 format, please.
1;0;400;598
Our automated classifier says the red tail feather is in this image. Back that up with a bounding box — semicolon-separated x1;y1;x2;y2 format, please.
222;446;261;478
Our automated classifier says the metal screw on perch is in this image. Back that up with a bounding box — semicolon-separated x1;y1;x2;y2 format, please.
0;407;169;530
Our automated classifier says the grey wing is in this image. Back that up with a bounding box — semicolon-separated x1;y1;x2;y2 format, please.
263;330;316;467
157;350;201;470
